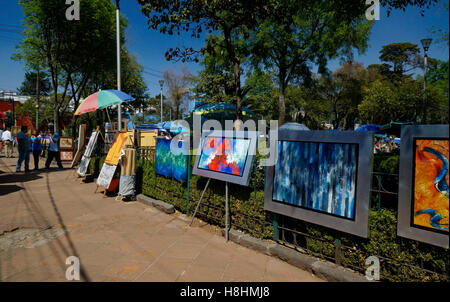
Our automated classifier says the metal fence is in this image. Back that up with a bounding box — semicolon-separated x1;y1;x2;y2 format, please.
135;147;449;282
273;171;449;282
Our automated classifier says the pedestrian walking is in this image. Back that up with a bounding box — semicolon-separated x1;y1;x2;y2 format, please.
31;130;43;170
1;127;13;158
44;129;63;169
16;125;31;172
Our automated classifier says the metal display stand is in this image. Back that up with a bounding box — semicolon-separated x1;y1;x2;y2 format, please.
225;181;229;241
189;178;231;242
189;178;211;227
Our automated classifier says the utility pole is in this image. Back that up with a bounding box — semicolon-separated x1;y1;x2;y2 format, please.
36;64;40;132
116;0;122;131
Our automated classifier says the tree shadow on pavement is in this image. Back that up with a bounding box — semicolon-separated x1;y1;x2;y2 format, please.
0;185;23;196
0;172;43;184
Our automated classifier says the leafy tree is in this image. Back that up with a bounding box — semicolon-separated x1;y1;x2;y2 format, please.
250;0;372;125
18;70;51;96
243;68;276;120
426;60;449;98
379;42;422;76
358;76;446;124
318;62;380;129
192;35;240;105
138;0;269;120
163;67;193;120
15;0;120;133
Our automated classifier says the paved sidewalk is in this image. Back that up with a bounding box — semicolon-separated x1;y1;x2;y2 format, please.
0;156;323;282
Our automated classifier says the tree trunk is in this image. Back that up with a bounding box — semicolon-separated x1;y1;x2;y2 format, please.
278;77;286;126
234;60;242;122
223;26;242;123
54;101;60;133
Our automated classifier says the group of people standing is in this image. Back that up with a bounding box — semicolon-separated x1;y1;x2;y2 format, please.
0;125;63;172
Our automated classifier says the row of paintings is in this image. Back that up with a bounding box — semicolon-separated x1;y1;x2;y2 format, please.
151;126;448;248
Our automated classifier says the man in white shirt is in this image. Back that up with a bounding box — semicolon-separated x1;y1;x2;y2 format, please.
1;127;13;158
44;128;63;169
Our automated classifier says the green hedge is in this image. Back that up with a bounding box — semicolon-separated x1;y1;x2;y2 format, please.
137;156;272;239
135;153;448;281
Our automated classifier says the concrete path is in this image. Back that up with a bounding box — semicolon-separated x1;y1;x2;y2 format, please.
0;156;323;282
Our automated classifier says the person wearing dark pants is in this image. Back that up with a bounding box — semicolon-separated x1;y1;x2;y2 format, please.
16;125;31;172
31;131;42;170
45;128;63;169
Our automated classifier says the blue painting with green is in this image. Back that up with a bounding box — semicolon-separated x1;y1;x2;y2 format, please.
155;138;187;181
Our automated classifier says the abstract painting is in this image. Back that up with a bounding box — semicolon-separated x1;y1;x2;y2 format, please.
197;137;250;177
264;129;373;238
273;141;358;220
397;125;448;247
105;132;129;165
412;139;449;233
192;131;257;186
155;138;187;181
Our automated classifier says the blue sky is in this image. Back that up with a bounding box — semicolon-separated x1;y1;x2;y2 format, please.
0;0;448;97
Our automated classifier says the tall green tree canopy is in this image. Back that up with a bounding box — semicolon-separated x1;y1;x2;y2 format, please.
250;0;372;125
15;0;121;132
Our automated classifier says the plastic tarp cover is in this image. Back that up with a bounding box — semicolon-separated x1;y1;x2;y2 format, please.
119;174;135;196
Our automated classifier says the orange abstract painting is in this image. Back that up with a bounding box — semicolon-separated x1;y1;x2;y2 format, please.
104;132;129;166
413;139;449;232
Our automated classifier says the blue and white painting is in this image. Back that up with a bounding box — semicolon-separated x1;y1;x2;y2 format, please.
272;141;358;219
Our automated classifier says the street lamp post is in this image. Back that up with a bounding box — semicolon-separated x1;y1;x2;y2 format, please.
159;80;164;124
420;38;432;124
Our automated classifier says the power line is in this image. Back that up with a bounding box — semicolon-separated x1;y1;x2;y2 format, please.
142;70;164;78
0;28;23;35
144;66;164;74
0;34;21;41
0;23;24;29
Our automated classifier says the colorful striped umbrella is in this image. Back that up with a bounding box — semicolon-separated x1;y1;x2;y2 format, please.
74;89;134;115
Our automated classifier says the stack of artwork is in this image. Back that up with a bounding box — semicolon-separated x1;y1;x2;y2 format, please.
96;132;129;192
155;138;188;181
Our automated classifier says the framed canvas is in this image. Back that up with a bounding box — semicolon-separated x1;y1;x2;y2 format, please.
83;131;99;158
397;125;449;248
104;132;129;166
60;150;74;161
192;130;257;186
77;157;90;176
60;136;74;149
264;129;373;238
96;163;117;189
155;137;188;181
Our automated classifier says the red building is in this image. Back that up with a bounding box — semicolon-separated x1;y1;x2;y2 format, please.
0;91;34;132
